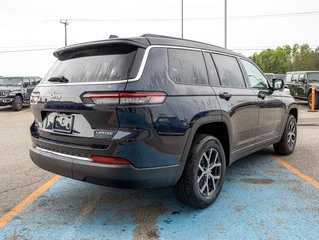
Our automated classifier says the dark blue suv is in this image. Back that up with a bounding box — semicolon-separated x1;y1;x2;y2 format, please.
29;34;298;208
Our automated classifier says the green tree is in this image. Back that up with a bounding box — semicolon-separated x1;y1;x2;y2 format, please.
249;44;319;73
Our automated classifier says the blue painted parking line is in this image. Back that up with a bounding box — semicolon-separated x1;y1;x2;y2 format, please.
1;154;319;240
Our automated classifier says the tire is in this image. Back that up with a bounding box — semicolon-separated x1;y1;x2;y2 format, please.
273;115;297;155
11;95;23;111
174;134;226;208
307;93;319;110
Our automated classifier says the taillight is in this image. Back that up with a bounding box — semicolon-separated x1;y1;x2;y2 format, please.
91;156;130;165
30;92;40;104
83;92;166;105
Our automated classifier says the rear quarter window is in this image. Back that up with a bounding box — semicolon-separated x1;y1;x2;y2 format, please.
168;49;208;85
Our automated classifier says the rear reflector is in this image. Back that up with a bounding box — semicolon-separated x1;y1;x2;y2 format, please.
83;92;166;105
91;156;130;165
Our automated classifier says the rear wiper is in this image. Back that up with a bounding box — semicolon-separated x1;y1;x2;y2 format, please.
48;76;69;83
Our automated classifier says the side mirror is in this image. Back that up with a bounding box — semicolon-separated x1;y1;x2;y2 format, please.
272;78;284;90
23;83;28;88
300;78;307;83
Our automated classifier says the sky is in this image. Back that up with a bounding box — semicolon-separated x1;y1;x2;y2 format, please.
0;0;319;77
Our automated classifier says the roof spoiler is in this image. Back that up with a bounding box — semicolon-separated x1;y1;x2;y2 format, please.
53;39;149;60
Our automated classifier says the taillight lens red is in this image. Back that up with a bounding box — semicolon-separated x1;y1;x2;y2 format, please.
91;156;130;165
83;92;166;105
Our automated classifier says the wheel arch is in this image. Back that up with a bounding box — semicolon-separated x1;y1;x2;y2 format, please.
14;93;23;100
180;116;231;168
289;107;298;122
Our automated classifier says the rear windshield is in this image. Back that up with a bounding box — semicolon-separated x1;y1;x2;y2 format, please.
307;72;319;82
42;44;139;84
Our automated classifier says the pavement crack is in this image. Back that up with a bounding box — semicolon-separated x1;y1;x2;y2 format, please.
0;178;45;195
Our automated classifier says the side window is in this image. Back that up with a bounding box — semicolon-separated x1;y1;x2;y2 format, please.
203;52;220;86
30;78;37;86
168;49;208;85
240;59;269;89
298;73;305;81
285;74;292;83
212;54;246;88
23;78;30;88
292;74;299;82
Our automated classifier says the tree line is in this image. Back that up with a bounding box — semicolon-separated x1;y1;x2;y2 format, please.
249;44;319;74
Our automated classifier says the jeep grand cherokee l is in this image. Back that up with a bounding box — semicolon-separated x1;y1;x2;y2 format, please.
29;34;298;208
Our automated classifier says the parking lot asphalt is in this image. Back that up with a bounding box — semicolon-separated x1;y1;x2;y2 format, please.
1;101;319;240
1;154;318;240
0;106;54;217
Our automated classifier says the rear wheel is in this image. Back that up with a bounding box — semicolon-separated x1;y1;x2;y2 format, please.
174;134;226;208
11;95;23;111
307;93;319;110
273;115;297;155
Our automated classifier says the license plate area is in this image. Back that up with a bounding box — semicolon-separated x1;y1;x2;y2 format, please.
52;114;74;133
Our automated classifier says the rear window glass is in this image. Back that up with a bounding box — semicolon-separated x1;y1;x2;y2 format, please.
168;49;208;85
212;54;246;88
42;44;138;84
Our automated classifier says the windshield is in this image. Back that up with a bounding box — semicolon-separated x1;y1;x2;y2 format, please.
307;73;319;82
42;44;139;84
264;74;274;81
0;78;22;86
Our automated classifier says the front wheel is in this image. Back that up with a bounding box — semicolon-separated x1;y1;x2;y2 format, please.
174;134;226;208
273;115;297;155
11;95;23;111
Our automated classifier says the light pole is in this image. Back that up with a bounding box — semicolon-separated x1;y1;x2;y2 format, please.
60;19;69;47
224;0;227;48
181;0;184;38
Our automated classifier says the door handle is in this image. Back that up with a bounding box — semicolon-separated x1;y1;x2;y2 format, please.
258;92;267;100
219;92;232;100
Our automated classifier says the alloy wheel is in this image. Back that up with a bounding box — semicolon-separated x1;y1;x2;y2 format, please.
197;148;222;197
287;120;296;149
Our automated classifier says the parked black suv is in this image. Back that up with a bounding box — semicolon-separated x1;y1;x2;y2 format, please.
285;71;319;109
0;76;41;111
29;35;298;208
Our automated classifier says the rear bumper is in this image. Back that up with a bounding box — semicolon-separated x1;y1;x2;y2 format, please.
29;146;182;189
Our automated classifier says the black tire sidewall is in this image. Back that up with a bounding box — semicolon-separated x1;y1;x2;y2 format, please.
284;115;297;153
190;137;226;207
308;94;312;109
12;96;23;111
308;93;319;110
